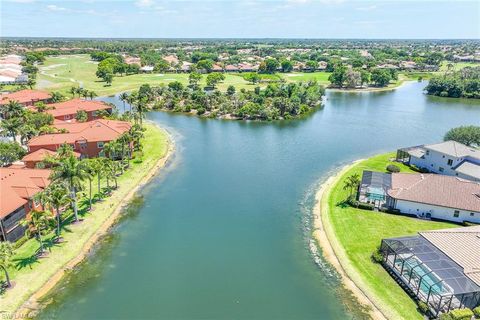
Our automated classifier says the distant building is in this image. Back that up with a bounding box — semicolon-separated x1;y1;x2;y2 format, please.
0;89;51;107
359;170;480;224
0;168;51;242
380;225;480;317
45;98;113;122
139;65;154;73
27;119;132;159
21;148;81;168
397;141;480;181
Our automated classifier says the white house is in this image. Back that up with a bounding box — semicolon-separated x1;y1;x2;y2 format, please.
359;171;480;224
397;141;480;181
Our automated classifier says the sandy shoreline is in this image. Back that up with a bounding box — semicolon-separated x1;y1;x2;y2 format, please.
15;124;175;318
327;80;414;93
312;161;388;320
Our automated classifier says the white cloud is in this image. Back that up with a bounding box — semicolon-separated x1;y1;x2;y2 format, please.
135;0;155;7
357;5;377;11
46;4;67;12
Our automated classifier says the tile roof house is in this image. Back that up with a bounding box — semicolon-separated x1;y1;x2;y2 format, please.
397;141;480;182
359;170;480;224
380;226;480;316
21;148;81;168
0;89;51;106
0;168;51;242
44;98;113;122
27;119;132;158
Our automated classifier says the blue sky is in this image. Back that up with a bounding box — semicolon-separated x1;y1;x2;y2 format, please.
1;0;479;39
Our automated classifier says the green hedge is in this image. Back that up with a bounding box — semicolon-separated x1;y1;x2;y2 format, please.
449;308;474;320
473;306;480;319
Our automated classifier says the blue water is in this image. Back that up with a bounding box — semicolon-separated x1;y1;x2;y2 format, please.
37;82;480;319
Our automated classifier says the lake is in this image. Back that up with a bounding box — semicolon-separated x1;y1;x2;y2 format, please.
37;82;480;319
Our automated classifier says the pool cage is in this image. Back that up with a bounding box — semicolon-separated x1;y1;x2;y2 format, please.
380;236;480;317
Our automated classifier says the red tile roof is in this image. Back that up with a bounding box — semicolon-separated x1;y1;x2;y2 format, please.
45;99;112;118
388;173;480;212
0;89;51;105
0;168;51;219
27;119;131;147
21;148;80;162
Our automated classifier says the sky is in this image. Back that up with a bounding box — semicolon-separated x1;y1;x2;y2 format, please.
1;0;479;39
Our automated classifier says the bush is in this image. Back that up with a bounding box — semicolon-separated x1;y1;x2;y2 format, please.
440;313;453;320
357;202;375;211
371;249;383;264
449;308;474;320
386;164;400;173
473;306;480;318
417;301;430;315
196;107;206;115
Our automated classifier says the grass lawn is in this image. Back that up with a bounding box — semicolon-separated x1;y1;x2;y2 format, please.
439;61;480;72
323;153;458;320
0;123;169;314
280;71;331;85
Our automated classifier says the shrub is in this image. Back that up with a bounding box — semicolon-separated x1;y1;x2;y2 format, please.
196;107;206;115
473;306;480;318
417;301;430;316
386;164;400;173
371;249;383;264
449;308;474;320
357;202;375;211
440;313;453;320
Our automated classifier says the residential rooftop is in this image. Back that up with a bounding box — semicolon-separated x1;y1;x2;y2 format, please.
0;89;51;105
44;98;112;118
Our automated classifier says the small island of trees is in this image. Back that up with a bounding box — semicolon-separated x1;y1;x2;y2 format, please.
425;67;480;99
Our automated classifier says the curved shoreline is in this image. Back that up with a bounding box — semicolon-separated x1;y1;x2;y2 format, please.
312;161;388;320
326;79;414;93
14;123;175;319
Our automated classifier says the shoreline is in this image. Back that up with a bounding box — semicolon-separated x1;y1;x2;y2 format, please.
326;79;414;93
14;123;175;319
312;161;388;320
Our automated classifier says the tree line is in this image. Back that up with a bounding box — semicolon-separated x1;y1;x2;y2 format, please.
425;67;480;99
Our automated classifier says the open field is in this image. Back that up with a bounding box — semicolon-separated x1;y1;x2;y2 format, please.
439;61;480;72
322;153;458;320
0;123;169;314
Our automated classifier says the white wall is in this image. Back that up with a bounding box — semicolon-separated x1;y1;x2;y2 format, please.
394;199;480;223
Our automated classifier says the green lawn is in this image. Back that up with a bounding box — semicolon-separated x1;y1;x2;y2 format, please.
323;153;458;320
439;61;480;72
280;71;331;85
0;123;169;314
37;54;255;95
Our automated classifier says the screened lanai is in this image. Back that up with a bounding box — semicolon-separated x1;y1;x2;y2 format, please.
380;236;480;316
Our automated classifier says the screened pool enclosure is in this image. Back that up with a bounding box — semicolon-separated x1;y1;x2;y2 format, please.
380;236;480;316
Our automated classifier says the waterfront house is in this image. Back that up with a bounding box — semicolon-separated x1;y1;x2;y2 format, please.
397;141;480;181
0;89;51;107
44;99;113;122
0;167;51;242
27;119;131;158
380;226;480;317
21;148;81;168
358;171;480;224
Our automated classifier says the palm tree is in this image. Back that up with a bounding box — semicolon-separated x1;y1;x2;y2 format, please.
43;182;71;239
91;158;104;197
104;159;119;189
82;159;96;211
57;143;75;159
51;155;88;223
119;92;129;113
51;91;64;103
0;242;14;288
343;173;361;197
22;210;54;254
88;90;98;100
1;101;24;118
1;117;23;142
70;86;77;98
125;94;136;113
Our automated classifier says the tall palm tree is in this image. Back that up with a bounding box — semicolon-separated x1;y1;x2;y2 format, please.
81;159;96;211
88;90;98;100
0;242;14;288
51;155;88;223
104;159;119;189
22;210;54;254
1;101;24;118
91;158;104;196
44;182;71;239
119;92;129;113
343;173;361;197
125;94;136;113
1;117;23;142
51;91;64;103
70;86;77;98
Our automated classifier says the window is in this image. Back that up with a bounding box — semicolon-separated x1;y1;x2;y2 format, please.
447;159;453;166
92;111;97;117
80;143;87;149
426;150;430;155
97;141;104;149
64;114;71;120
439;167;444;172
471;212;475;217
453;210;460;218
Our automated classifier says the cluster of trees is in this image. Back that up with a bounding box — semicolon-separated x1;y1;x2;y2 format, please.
69;86;97;100
0;126;145;289
444;125;480;147
92;52;140;85
328;64;398;88
425;67;480;99
122;79;325;121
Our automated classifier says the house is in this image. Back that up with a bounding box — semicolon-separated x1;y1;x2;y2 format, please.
212;64;223;72
397;141;480;181
45;99;113;122
27;119;132;158
21;148;81;168
0;167;51;242
359;171;480;224
224;64;239;72
139;65;154;73
0;89;51;107
380;226;480;316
